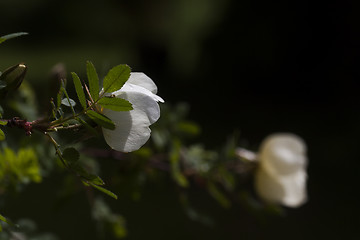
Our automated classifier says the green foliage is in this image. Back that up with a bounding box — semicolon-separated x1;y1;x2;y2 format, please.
92;198;127;238
0;129;4;141
0;63;27;97
0;32;28;44
71;72;87;109
88;183;118;200
61;97;76;107
87;110;115;130
102;64;131;93
97;97;132;111
169;140;189;188
0;147;42;190
62;147;80;162
86;61;100;101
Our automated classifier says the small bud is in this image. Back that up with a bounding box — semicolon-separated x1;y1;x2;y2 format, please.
0;63;27;97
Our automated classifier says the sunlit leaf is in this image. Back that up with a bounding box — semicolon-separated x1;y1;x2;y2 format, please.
87;110;115;130
89;182;118;199
71;72;87;109
97;97;133;111
61;98;76;107
0;129;5;141
0;32;28;44
86;61;100;101
102;64;130;93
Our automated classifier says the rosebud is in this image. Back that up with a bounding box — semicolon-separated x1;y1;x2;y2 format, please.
255;133;308;207
0;63;27;97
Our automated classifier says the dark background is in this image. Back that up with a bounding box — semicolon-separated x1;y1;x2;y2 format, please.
1;0;360;239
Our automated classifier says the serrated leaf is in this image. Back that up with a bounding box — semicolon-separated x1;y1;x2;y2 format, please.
97;97;133;111
0;32;28;44
0;129;5;141
89;182;118;199
86;61;99;101
102;64;131;93
71;72;87;109
61;98;76;107
87;110;115;130
62;147;80;163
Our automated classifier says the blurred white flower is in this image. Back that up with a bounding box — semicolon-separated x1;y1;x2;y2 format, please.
255;133;308;207
102;72;164;152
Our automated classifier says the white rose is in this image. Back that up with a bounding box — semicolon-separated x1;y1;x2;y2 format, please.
255;133;308;207
102;72;164;152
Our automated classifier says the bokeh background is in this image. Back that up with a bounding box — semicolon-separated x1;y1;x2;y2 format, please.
1;0;360;239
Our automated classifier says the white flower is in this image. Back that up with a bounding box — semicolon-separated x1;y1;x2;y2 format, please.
255;133;308;207
102;72;164;152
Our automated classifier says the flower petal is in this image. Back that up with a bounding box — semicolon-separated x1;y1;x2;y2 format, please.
259;133;307;175
111;81;164;103
127;72;158;94
102;90;160;152
255;167;307;207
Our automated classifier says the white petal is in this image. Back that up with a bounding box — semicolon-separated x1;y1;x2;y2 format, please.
259;133;307;175
102;90;160;152
255;167;307;207
127;72;158;94
112;82;164;103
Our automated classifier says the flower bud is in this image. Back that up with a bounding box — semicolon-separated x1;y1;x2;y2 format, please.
0;63;27;97
255;133;308;207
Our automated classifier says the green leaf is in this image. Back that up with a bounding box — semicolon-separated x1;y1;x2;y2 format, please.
88;182;118;199
0;129;5;141
61;98;76;107
0;214;6;222
97;97;133;111
102;64;131;93
86;61;99;101
71;72;87;109
76;117;100;136
170;140;189;188
0;213;14;226
0;64;27;95
57;86;65;110
0;120;7;125
0;32;28;44
207;182;231;209
87;110;115;130
62;147;80;163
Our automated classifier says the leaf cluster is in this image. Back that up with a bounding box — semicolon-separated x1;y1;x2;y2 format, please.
0;147;42;191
